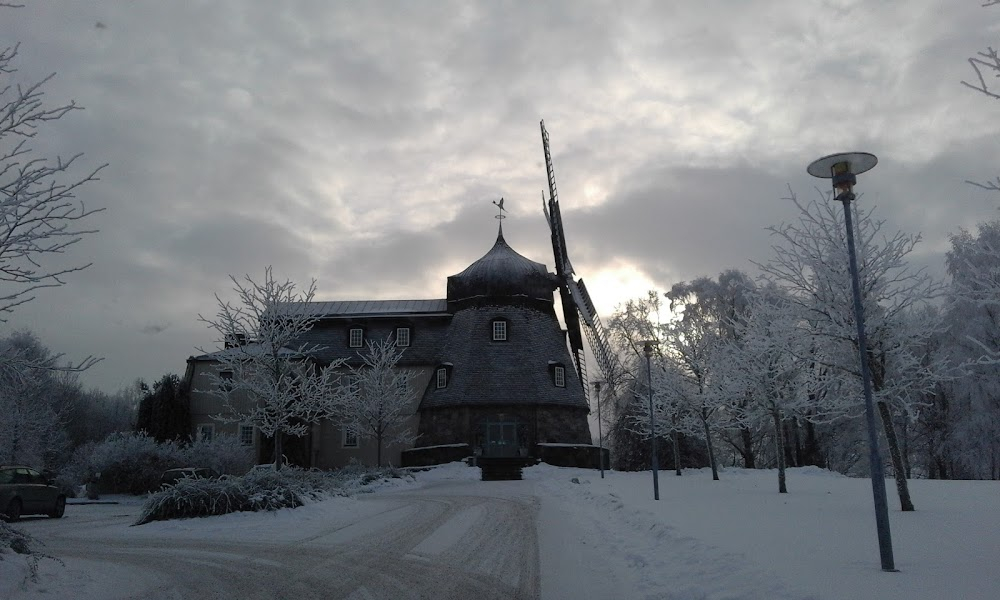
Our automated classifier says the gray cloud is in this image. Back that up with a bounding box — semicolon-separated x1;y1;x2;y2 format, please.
1;0;997;392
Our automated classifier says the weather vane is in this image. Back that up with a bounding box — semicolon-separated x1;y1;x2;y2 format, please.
492;197;506;220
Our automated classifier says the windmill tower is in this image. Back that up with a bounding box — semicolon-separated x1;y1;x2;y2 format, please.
540;121;623;398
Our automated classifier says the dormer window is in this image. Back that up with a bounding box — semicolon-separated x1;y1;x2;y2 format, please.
349;328;364;348
492;319;507;341
554;365;566;388
436;367;448;389
396;327;411;347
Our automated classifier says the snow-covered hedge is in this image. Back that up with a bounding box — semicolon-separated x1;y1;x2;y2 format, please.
58;431;253;495
134;464;411;524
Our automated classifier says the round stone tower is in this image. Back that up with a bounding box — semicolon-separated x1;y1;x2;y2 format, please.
417;226;592;458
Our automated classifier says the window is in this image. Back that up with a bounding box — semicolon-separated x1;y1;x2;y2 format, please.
349;328;364;348
492;319;507;341
554;365;566;388
396;327;411;347
436;368;448;389
26;468;46;485
197;423;214;442
239;424;254;446
219;370;234;391
342;426;358;448
344;374;360;395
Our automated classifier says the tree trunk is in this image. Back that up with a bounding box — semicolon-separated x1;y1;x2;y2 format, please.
376;432;383;467
785;420;799;468
740;426;756;468
900;417;911;479
701;411;719;480
772;410;787;494
672;430;682;476
274;432;284;471
876;400;914;511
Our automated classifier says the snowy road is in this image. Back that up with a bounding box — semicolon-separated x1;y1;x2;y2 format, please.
12;464;994;600
14;480;543;600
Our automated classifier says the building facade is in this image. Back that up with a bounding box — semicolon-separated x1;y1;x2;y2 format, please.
186;226;593;468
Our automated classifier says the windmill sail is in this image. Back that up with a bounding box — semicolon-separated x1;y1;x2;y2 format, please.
539;120;623;395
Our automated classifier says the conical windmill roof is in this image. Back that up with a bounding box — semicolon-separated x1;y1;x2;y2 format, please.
446;226;557;304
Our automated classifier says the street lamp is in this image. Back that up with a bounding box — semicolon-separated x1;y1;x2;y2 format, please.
592;380;605;479
807;152;896;572
642;340;660;500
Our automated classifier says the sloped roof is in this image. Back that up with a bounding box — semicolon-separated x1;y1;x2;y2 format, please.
292;299;449;317
189;343;301;362
419;304;589;410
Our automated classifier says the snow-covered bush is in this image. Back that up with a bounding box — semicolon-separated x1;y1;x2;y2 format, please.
326;461;410;492
0;522;61;583
134;467;332;525
180;434;254;475
58;431;183;494
133;473;302;525
56;432;254;495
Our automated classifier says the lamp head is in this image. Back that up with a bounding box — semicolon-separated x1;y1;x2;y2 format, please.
807;152;878;196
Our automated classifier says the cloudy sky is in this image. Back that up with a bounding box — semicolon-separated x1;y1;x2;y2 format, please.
2;1;998;394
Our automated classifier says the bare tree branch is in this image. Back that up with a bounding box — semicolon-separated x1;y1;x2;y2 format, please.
0;42;106;321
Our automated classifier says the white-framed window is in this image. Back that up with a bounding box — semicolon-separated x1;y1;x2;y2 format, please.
197;423;215;442
239;424;254;446
349;328;364;348
396;327;411;347
342;426;359;448
554;365;566;388
436;367;448;389
492;319;507;341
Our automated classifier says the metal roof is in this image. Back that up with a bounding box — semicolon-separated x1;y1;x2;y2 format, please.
293;299;449;318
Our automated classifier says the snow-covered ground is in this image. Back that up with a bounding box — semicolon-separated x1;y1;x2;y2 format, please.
2;463;997;599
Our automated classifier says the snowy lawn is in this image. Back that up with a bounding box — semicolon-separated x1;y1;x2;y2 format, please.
2;462;996;599
528;464;999;600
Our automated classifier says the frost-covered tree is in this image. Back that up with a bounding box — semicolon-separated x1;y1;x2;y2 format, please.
608;292;685;473
0;330;76;468
962;0;1000;191
756;191;946;509
717;288;847;493
338;337;419;467
626;352;694;476
941;223;1000;478
0;27;105;320
199;268;344;470
664;271;755;479
0;7;102;380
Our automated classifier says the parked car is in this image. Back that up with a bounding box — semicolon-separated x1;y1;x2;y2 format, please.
0;465;66;522
159;467;221;488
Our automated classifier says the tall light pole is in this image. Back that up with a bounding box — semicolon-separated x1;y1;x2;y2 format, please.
592;380;605;479
807;152;896;572
642;340;660;500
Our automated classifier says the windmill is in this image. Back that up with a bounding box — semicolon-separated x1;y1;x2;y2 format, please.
540;120;623;398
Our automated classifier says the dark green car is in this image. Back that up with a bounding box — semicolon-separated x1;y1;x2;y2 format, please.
0;465;66;522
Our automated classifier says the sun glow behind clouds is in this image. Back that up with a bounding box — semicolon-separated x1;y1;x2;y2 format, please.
583;259;659;318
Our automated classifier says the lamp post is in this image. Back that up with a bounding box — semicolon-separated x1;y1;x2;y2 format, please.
592;380;605;478
642;340;660;500
807;152;896;572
